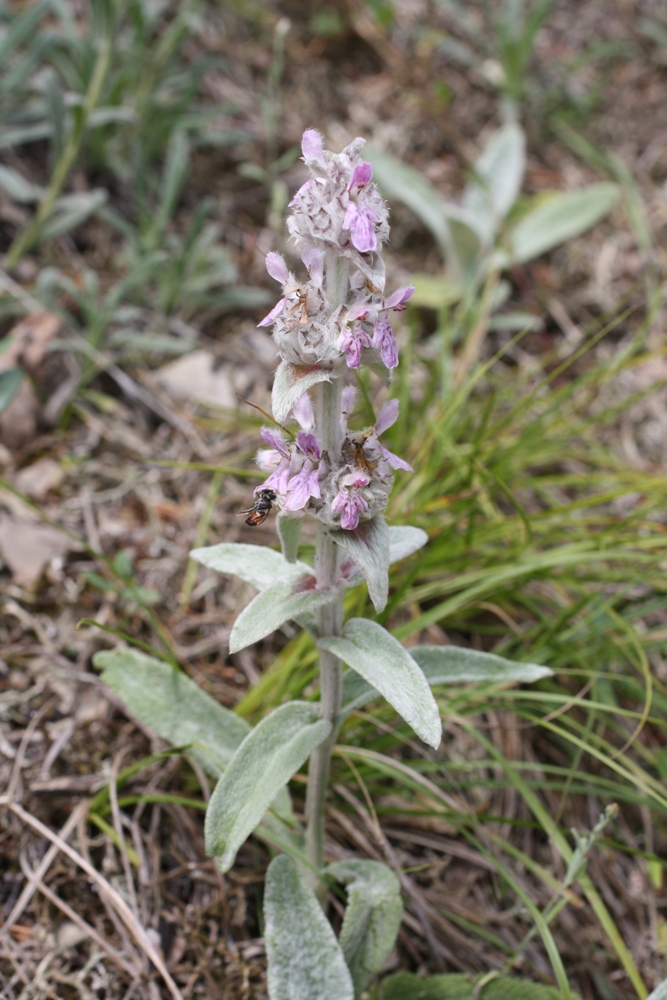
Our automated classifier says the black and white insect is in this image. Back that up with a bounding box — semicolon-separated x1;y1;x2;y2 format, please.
238;489;277;526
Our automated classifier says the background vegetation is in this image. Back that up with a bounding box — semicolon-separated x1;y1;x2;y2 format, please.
1;1;666;998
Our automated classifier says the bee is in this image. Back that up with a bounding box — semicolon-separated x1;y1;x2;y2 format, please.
238;489;277;526
342;430;378;478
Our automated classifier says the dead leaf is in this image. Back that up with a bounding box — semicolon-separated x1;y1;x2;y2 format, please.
0;379;39;450
0;514;78;588
15;458;64;500
156;350;236;408
0;311;61;373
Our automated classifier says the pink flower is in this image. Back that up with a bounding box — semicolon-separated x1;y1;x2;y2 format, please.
332;487;369;530
337;322;372;368
372;314;398;369
343;161;380;253
375;399;413;471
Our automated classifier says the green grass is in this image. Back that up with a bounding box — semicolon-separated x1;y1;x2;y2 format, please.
224;299;666;995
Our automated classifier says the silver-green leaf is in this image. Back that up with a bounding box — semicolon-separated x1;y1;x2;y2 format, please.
462;122;526;245
277;511;301;563
265;855;354;1000
94;648;249;777
318;620;442;749
327;859;403;997
509;183;619;264
205;702;330;871
410;645;553;685
229;577;334;653
329;515;389;612
388;525;428;564
648;980;667;1000
190;542;310;591
272;360;331;424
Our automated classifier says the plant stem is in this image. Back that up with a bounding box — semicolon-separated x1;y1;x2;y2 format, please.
304;376;344;886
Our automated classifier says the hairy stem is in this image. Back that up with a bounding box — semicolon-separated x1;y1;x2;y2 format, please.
304;376;344;887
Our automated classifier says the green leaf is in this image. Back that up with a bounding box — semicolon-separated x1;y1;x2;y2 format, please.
509;183;619;264
379;972;566;1000
318;620;442;749
0;165;43;203
265;855;354;1000
93;648;249;778
409;273;462;310
272;360;332;424
229;576;335;653
190;541;310;591
365;145;451;257
0;368;24;416
326;859;402;997
388;525;429;564
463;122;526;244
205;702;330;870
330;515;390;612
410;645;553;685
42;189;108;240
277;511;301;563
152;129;190;238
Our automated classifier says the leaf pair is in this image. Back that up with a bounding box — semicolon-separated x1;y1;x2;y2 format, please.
265;855;402;1000
93;649;301;859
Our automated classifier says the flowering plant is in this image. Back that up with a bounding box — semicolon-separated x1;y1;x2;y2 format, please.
95;130;551;999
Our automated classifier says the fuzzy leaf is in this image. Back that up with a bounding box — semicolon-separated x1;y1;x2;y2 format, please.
189;542;310;591
509;183;619;264
463;122;526;244
94;648;249;777
0;368;24;415
277;512;301;563
265;855;354;1000
329;515;389;612
272;360;331;424
647;980;667;1000
380;972;565;1000
365;145;451;257
0;164;42;203
42;189;108;239
388;525;428;564
319;620;441;749
229;577;334;653
205;702;330;870
341;645;552;717
410;646;553;685
327;859;402;996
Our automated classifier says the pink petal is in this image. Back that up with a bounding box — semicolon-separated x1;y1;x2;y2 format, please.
379;442;413;472
301;129;326;167
375;398;399;435
261;426;290;457
258;297;286;327
349;161;373;190
266;252;289;284
384;285;415;310
301;246;324;287
291;392;314;430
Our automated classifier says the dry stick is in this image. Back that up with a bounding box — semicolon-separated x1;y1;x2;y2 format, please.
77;802;140;965
109;751;140;922
5;802;184;1000
18;852;140;981
0;800;87;938
6;698;54;804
